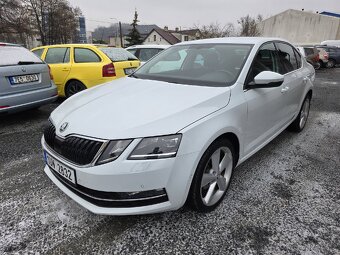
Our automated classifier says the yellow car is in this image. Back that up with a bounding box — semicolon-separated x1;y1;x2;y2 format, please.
31;44;140;97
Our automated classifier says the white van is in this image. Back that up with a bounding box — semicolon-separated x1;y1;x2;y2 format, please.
321;40;340;47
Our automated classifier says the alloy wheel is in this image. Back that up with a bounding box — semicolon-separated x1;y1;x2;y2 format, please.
200;147;233;206
299;97;310;129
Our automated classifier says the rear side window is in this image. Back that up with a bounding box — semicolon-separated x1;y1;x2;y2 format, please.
276;43;298;73
45;48;70;64
74;48;101;63
0;46;43;67
99;47;138;62
32;48;44;58
304;48;314;56
294;49;302;68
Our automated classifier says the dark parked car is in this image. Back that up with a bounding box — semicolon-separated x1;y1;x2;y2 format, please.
317;46;340;68
0;42;57;115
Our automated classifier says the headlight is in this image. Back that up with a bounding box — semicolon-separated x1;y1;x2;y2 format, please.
128;134;182;160
96;139;132;165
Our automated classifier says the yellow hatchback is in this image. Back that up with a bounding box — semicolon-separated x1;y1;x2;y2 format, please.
31;44;140;97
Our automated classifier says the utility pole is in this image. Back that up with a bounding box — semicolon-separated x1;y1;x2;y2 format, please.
119;22;124;48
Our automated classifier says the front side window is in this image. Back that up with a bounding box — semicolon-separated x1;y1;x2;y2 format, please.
276;43;298;73
247;43;281;82
74;48;101;63
45;47;70;64
133;43;253;87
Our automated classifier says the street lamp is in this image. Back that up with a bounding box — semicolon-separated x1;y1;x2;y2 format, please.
110;18;119;47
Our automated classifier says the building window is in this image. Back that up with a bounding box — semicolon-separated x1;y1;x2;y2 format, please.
184;35;189;41
160;37;162;41
154;35;156;41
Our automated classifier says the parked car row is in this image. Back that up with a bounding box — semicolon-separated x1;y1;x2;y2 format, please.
31;44;140;97
296;45;340;69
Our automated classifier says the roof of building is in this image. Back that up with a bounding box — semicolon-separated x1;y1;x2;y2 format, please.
169;29;200;36
320;11;340;19
145;28;181;45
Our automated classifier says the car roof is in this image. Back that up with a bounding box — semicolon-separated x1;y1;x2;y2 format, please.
126;44;170;50
32;44;115;49
176;37;291;46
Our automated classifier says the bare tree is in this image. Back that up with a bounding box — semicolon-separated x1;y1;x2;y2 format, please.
0;0;32;44
194;22;236;39
238;15;263;37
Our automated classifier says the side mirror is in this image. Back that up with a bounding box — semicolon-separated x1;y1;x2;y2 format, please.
248;71;284;89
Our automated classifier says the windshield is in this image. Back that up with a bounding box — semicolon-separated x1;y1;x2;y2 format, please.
0;46;43;67
132;43;253;87
98;47;138;62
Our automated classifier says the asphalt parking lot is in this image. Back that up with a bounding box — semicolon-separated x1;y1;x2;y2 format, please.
0;68;339;254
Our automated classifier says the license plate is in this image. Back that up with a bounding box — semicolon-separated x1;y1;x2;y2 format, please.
124;68;136;75
44;151;76;184
9;74;39;85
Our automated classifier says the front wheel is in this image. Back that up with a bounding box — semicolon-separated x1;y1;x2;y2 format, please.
188;139;235;213
288;95;311;132
65;80;86;98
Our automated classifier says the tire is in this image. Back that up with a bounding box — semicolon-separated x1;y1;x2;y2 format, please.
314;61;321;70
288;95;311;132
326;59;336;68
188;138;235;213
65;80;86;98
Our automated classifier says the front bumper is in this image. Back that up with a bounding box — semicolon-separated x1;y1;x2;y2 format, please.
42;137;198;215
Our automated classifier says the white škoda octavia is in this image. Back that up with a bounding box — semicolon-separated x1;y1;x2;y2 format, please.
42;38;314;215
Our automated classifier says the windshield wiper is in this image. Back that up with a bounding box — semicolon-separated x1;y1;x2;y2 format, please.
17;61;41;65
129;73;139;79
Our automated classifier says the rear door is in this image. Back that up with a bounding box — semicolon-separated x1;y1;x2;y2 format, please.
44;47;71;89
0;45;51;96
275;42;305;120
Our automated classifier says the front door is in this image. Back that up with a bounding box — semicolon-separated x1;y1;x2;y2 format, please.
243;42;288;155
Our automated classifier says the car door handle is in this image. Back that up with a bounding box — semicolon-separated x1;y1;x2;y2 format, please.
303;77;308;83
281;86;289;93
62;68;70;71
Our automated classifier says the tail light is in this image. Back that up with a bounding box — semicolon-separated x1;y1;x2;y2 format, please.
314;54;320;62
324;53;329;60
0;106;9;109
102;63;116;77
48;65;53;80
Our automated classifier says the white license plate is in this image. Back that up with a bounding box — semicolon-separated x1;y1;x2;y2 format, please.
10;74;39;85
124;68;136;75
44;152;76;184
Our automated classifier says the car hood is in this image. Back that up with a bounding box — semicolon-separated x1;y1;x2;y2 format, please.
51;77;231;139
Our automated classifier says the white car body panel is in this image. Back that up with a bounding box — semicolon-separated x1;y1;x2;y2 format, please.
42;37;314;215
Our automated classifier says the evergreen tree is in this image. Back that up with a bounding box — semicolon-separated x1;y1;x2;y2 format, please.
126;11;143;46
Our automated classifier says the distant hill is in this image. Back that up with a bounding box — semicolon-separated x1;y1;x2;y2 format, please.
92;23;160;43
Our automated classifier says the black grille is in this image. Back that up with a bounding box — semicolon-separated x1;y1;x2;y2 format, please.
44;121;103;165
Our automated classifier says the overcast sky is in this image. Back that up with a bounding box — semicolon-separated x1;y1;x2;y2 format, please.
68;0;340;31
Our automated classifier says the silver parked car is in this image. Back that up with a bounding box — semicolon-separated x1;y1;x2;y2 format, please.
0;43;57;114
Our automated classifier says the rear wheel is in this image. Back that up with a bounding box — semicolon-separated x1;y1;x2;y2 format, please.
314;61;321;70
288;95;311;132
326;59;336;68
65;80;86;98
188;139;235;212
